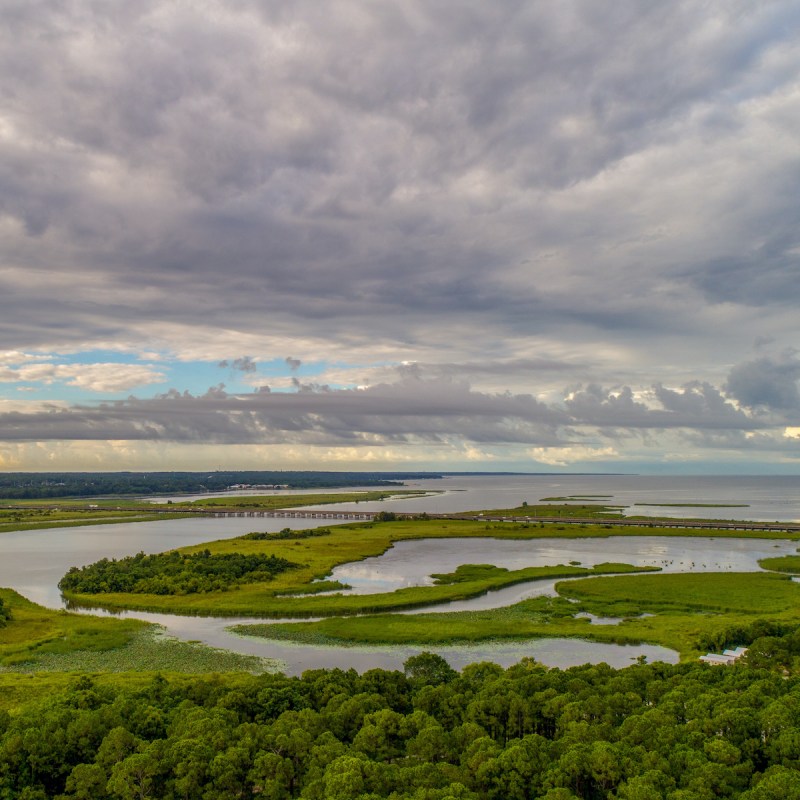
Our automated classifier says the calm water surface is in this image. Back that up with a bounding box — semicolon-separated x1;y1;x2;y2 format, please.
69;606;676;676
0;516;336;608
3;474;798;673
300;474;800;522
328;535;797;596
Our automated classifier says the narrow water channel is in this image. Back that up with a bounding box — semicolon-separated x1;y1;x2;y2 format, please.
4;486;796;673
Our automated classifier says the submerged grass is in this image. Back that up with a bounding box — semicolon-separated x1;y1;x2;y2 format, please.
1;628;279;675
0;588;279;676
0;588;146;668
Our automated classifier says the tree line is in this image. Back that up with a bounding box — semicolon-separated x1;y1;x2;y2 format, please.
242;527;332;541
0;471;441;499
2;653;800;799
58;550;300;596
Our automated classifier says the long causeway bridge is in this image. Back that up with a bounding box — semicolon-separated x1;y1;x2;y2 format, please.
210;509;375;521
13;504;800;533
202;508;800;533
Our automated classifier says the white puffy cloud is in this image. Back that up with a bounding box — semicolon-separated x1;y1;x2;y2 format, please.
0;361;165;392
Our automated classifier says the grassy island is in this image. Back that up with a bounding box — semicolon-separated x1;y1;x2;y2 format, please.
758;554;800;574
57;509;795;618
234;572;800;660
49;502;800;661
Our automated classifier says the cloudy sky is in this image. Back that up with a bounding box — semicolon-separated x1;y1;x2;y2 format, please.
1;1;799;473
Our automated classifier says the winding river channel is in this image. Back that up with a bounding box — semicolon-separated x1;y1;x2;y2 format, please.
3;474;799;674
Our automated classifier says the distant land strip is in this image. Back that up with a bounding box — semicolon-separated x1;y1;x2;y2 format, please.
9;504;797;533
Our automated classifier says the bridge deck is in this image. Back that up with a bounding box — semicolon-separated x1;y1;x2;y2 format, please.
203;509;800;533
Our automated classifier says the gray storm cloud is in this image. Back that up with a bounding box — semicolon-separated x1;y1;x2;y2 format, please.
726;355;800;413
1;1;798;356
0;380;563;445
0;1;799;467
0;377;777;447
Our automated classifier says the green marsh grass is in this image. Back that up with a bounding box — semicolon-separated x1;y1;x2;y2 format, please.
2;629;278;675
0;505;192;533
0;488;429;533
231;571;800;660
60;516;800;617
50;513;800;662
556;571;800;614
0;588;146;668
0;588;278;674
66;563;633;617
182;489;428;509
758;554;800;573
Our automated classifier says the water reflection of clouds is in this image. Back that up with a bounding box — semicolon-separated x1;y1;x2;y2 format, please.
327;536;799;597
328;564;434;593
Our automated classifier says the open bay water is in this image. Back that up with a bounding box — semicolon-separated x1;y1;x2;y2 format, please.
325;535;798;596
299;474;800;522
0;516;338;609
2;474;798;673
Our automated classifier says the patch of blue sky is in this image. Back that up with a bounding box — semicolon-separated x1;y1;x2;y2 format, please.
2;348;171;403
164;360;235;396
171;357;340;396
2;349;368;402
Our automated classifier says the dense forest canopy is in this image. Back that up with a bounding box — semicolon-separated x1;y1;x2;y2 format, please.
59;550;301;596
2;657;800;799
0;471;443;499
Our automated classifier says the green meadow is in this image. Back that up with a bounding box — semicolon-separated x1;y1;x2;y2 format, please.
0;587;146;668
